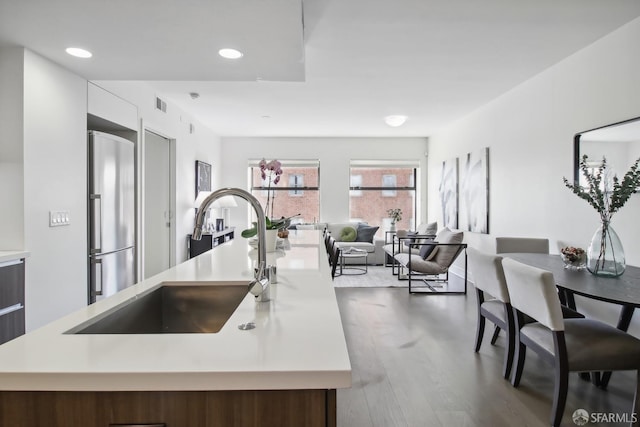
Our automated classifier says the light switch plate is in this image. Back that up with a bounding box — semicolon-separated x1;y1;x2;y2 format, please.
49;210;70;227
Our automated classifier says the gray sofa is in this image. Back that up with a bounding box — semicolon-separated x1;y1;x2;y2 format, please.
323;222;385;265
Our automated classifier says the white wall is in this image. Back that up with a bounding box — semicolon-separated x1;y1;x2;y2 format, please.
427;17;640;333
0;50;222;330
0;48;88;330
220;137;428;228
22;50;89;330
94;81;223;263
0;47;25;250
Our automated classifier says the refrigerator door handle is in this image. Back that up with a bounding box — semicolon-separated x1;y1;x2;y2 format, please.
90;194;102;254
95;258;103;296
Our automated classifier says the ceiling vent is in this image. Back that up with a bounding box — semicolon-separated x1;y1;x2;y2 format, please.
155;96;167;113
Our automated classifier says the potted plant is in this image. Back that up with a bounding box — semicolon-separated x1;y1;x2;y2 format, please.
241;216;297;239
387;208;402;231
563;155;640;277
241;159;299;249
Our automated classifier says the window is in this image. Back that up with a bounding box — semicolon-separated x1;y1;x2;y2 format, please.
289;174;304;196
350;175;362;197
249;160;319;224
349;161;418;237
382;174;397;197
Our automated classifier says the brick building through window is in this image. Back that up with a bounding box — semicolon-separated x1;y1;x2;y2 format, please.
349;161;418;237
249;160;319;225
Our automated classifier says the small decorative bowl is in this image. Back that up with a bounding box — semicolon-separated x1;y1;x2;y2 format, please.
561;253;586;270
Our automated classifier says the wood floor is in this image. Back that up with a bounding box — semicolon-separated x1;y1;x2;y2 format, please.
334;282;637;427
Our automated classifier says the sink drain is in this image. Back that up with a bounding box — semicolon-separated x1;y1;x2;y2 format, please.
238;322;256;330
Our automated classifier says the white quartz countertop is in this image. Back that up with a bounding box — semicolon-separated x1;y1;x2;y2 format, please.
0;251;30;264
0;231;351;391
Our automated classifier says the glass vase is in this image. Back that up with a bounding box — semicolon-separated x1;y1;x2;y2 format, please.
586;222;625;277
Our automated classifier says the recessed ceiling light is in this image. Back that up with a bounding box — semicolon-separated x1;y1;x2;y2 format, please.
65;47;92;58
218;48;243;59
384;115;408;127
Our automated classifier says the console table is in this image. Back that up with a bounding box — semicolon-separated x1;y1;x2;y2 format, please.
187;227;235;258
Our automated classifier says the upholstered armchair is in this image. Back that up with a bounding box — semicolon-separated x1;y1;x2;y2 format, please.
393;227;467;294
383;221;437;273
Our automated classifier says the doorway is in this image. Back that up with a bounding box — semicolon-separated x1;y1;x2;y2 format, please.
143;130;173;279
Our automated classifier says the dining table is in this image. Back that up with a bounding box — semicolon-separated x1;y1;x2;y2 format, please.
503;252;640;389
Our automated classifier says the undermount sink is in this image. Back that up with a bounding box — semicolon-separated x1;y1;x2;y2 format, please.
67;281;249;334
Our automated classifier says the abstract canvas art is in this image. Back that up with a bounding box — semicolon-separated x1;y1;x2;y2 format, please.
439;158;458;229
461;147;489;234
195;160;211;197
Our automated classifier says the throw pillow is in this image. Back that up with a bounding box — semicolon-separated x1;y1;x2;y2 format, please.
432;228;464;267
340;226;357;242
419;241;439;261
355;224;379;243
424;221;438;236
417;221;438;236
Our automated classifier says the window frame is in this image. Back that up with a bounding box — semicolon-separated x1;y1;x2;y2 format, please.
350;174;363;197
349;164;418;231
248;160;320;223
382;174;397;197
288;174;305;196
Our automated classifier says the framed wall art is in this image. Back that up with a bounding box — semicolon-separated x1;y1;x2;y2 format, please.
439;157;459;229
195;160;212;197
461;147;489;234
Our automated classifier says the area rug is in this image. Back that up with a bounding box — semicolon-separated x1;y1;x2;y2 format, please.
332;265;408;288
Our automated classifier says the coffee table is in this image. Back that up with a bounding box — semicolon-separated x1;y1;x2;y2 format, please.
339;249;368;275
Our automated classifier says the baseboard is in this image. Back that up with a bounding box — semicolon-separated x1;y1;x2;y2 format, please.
449;264;475;287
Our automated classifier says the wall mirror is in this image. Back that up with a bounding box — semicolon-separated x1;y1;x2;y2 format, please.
574;116;640;185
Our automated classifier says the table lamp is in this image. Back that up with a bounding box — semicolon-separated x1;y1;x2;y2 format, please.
194;191;213;232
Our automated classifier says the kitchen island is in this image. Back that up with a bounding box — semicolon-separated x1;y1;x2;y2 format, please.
0;231;351;427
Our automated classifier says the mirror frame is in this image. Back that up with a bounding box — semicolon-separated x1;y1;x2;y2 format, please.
573;116;640;184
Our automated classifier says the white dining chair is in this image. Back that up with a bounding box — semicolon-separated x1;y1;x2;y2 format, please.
495;237;549;254
502;257;640;427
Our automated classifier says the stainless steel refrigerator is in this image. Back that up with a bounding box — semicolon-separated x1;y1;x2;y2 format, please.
88;131;136;304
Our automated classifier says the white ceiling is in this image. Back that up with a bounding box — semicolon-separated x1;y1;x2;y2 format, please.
2;0;640;137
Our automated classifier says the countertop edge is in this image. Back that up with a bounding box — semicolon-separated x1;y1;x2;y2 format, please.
0;370;352;391
0;251;30;264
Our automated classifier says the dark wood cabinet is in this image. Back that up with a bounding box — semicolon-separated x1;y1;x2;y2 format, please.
0;259;26;345
187;228;235;258
0;389;336;427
